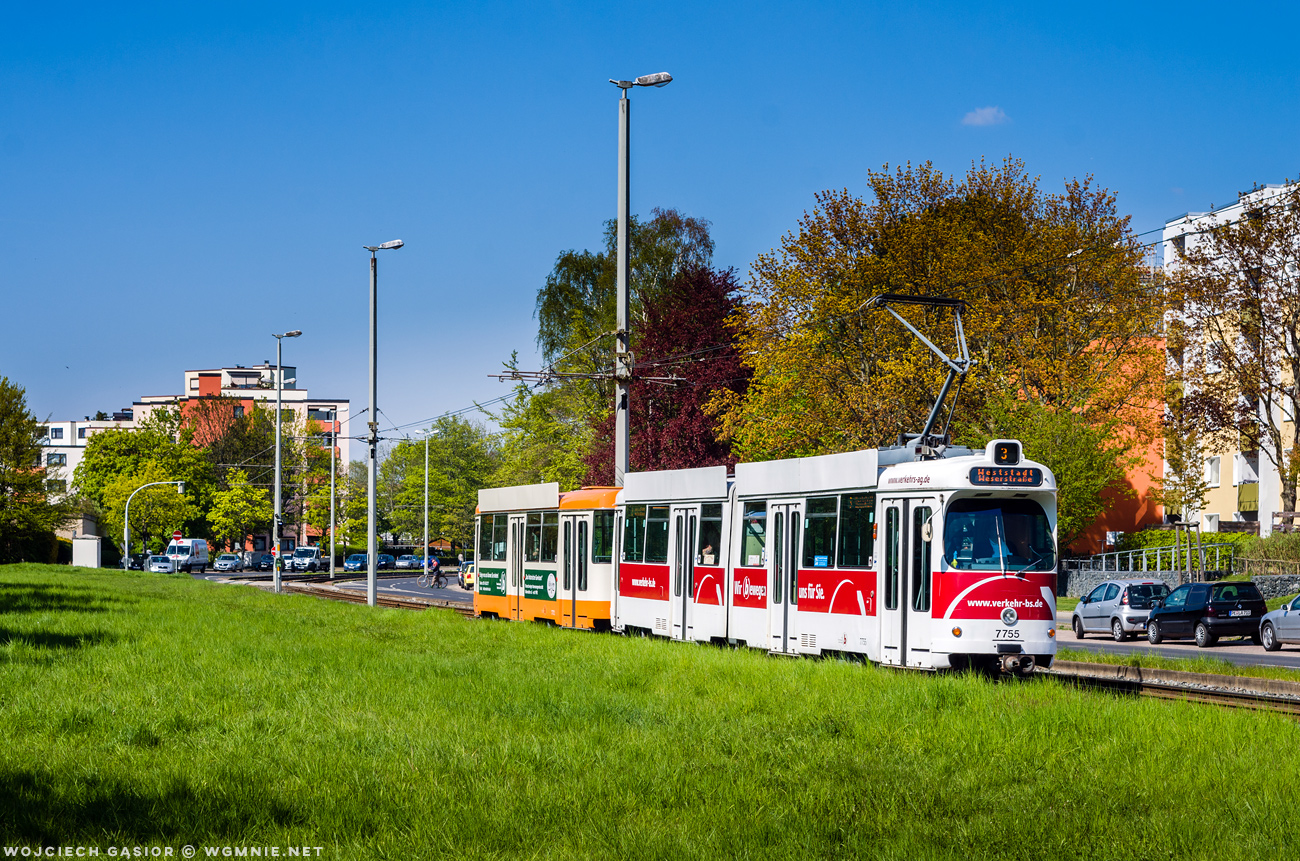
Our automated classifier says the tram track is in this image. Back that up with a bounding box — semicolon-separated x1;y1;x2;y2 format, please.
280;581;476;618
1041;660;1300;716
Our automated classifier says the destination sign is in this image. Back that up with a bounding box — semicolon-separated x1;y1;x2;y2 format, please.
969;466;1043;487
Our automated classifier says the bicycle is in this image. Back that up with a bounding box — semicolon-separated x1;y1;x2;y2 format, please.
417;568;447;589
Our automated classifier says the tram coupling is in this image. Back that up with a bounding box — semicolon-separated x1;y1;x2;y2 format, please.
1000;654;1036;676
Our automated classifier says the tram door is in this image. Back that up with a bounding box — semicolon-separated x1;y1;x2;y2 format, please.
560;514;588;628
669;506;698;641
880;497;938;667
509;514;526;620
769;502;802;654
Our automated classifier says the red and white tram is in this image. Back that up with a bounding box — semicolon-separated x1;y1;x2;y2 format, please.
475;438;1057;674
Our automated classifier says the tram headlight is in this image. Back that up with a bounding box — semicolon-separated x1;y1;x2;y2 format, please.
951;626;962;638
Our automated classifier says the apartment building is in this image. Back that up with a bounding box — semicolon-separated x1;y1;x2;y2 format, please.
1163;182;1296;536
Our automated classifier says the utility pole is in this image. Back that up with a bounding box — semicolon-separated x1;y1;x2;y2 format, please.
329;408;337;580
364;240;403;607
608;72;671;486
272;329;301;593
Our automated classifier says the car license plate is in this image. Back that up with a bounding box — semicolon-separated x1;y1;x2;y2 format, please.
1230;609;1251;617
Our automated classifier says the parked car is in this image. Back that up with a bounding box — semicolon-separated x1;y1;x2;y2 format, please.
378;554;395;570
1072;578;1170;641
165;537;210;573
395;554;421;570
255;553;274;571
123;553;147;571
344;553;367;573
1147;580;1268;647
147;555;175;574
290;546;323;572
1259;594;1300;651
213;553;243;572
459;562;475;590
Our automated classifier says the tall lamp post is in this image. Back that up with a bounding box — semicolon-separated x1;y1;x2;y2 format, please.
608;71;671;487
123;480;184;565
272;329;302;594
328;408;337;580
364;239;404;607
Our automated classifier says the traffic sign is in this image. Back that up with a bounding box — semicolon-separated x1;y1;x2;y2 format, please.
172;530;182;540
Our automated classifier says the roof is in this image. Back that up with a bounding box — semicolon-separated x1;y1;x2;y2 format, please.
560;487;620;510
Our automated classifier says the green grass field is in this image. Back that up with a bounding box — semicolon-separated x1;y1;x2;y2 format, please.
3;564;1299;859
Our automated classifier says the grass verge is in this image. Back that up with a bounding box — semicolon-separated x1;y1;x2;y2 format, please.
2;563;1300;859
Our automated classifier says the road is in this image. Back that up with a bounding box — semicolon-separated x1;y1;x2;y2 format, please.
1059;612;1300;670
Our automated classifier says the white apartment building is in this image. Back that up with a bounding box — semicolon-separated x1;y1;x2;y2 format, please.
1163;182;1294;536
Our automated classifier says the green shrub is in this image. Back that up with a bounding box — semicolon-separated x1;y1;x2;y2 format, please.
1238;531;1300;562
1115;528;1256;554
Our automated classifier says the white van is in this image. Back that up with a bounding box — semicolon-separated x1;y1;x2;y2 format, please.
290;546;323;572
166;538;210;573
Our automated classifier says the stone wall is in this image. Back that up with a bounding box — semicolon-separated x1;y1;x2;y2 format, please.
1249;574;1300;600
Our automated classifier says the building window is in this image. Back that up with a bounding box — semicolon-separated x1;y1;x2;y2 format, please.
307;407;335;422
234;406;245;418
189;378;199;390
78;428;87;439
45;479;66;493
1203;513;1220;533
48;427;64;440
47;453;67;466
1205;456;1221;488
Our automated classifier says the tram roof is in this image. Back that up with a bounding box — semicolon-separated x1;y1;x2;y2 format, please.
735;448;878;497
478;482;560;513
560;487;620;510
620;465;729;503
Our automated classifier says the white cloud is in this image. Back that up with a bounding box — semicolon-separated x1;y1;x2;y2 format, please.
962;106;1008;127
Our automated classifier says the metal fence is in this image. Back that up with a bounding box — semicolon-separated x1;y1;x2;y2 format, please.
1079;542;1237;577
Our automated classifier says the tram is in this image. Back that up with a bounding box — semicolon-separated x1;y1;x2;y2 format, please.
473;438;1058;674
472;295;1057;674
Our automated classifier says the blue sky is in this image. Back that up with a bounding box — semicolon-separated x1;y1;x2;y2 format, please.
3;1;1298;446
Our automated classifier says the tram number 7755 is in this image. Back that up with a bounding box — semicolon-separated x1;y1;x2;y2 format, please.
994;629;1021;640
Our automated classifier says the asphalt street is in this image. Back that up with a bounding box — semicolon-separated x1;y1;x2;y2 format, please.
1057;612;1300;670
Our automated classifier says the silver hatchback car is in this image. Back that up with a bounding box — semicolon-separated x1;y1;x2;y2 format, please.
1073;578;1171;641
1259;594;1300;651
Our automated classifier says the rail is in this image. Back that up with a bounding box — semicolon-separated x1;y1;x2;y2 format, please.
1040;660;1300;716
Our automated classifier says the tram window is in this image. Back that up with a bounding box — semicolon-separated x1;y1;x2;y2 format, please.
623;505;647;562
803;497;837;567
645;505;671;564
912;506;932;612
699;503;723;565
740;502;767;567
478;515;492;562
578;521;589;591
838;493;876;568
525;512;543;562
592;511;615;563
491;514;508;562
884;507;900;610
944;498;1055;572
563;521;573;591
541;512;558;562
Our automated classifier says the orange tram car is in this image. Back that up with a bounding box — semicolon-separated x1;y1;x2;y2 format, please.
472;439;1058;674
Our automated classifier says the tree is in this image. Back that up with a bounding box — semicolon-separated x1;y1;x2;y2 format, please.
377;417;501;548
1171;181;1300;513
101;462;199;555
717;158;1162;462
207;469;273;551
1149;386;1211;522
493;209;716;486
0;377;73;562
73;408;214;537
959;393;1135;551
585;266;750;483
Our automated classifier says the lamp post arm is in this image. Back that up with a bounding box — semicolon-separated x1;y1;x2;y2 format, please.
123;480;183;563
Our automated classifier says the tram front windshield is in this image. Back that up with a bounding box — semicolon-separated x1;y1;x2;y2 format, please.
944;498;1055;572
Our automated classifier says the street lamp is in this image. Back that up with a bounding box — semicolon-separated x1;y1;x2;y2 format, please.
328;407;337;580
607;72;672;487
364;239;404;607
272;329;302;594
123;480;184;566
